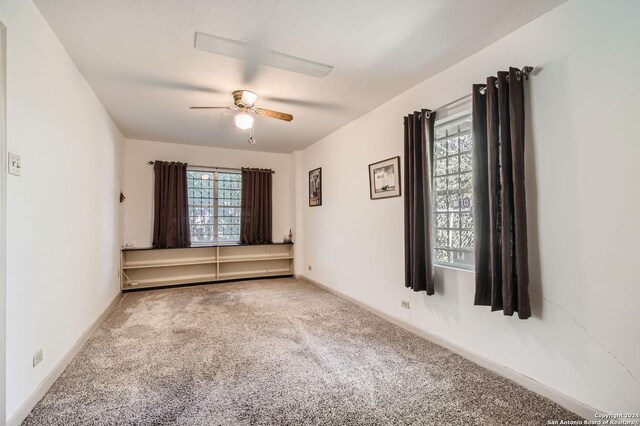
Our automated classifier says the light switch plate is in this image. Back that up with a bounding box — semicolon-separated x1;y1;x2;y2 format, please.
8;152;21;176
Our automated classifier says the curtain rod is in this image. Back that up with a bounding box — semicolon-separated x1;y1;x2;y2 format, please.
147;161;275;174
423;66;534;117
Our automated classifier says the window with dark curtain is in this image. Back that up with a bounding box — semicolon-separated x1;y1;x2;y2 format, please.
404;109;437;294
472;67;530;319
240;168;273;244
152;161;191;249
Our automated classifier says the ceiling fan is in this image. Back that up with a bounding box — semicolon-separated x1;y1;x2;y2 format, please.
190;90;292;144
190;90;292;125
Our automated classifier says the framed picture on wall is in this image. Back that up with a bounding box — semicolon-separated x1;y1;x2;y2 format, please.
369;156;401;200
309;167;322;207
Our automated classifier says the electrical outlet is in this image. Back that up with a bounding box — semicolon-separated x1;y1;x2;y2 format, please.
33;349;43;367
308;265;312;271
401;300;410;309
8;152;21;176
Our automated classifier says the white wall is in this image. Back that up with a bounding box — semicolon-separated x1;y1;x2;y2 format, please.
1;0;124;419
123;138;293;247
296;0;640;414
291;151;304;274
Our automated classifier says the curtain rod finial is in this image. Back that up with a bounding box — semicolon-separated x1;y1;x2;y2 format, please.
522;66;534;80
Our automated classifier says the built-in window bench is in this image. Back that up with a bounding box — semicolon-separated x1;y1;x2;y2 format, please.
120;243;294;291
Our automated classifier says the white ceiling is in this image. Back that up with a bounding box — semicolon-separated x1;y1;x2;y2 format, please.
34;0;565;153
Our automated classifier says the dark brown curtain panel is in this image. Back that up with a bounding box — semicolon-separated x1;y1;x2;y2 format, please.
472;67;530;319
404;109;437;294
152;161;191;249
240;168;273;244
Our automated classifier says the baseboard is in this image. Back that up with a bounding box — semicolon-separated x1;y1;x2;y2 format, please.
297;275;601;420
7;292;123;426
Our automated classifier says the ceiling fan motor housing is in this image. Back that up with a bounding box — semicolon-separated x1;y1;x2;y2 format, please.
233;90;258;108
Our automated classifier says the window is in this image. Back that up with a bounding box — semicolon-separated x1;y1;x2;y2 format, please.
187;169;242;244
433;112;475;269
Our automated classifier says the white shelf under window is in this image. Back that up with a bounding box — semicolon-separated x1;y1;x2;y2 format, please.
120;244;294;291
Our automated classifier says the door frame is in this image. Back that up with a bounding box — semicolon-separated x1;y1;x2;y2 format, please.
0;20;7;426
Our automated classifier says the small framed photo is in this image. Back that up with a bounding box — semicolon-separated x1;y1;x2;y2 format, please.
309;167;322;207
369;156;401;200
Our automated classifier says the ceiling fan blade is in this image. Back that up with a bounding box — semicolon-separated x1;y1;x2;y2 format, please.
111;73;224;94
194;32;333;78
263;95;343;110
189;106;232;110
254;108;294;122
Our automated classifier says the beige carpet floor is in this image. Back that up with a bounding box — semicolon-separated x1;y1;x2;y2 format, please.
23;278;580;425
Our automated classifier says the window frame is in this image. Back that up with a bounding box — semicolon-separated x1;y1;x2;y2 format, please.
432;110;475;271
187;166;242;246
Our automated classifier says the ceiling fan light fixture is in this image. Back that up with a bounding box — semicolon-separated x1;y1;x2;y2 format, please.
233;90;258;108
241;90;257;107
235;113;254;130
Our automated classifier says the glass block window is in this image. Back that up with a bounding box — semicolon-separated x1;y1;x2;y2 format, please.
433;112;475;270
187;169;242;244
